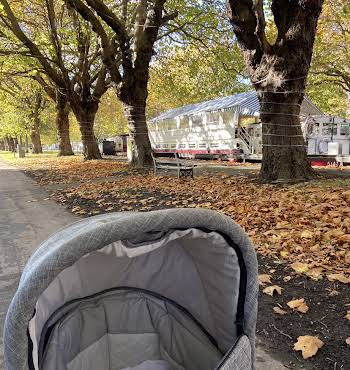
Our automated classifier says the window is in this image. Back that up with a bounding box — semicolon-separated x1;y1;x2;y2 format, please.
207;112;220;124
322;123;330;135
163;144;169;148
155;144;161;149
191;115;202;128
210;143;219;148
222;111;232;125
178;143;186;149
198;143;207;149
188;143;196;149
171;144;177;149
340;123;350;136
180;117;189;129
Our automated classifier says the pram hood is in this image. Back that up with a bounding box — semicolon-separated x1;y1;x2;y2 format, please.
4;208;258;370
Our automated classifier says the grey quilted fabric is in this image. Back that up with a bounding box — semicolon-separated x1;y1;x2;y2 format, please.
3;208;258;370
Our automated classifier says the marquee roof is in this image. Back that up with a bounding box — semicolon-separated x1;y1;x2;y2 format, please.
150;91;323;122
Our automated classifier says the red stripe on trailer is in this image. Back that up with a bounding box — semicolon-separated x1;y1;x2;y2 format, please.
153;149;241;155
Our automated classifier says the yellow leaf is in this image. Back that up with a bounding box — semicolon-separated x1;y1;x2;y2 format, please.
283;276;292;282
346;338;350;347
306;268;323;281
345;310;350;321
263;285;283;297
293;336;324;359
280;250;289;258
273;306;287;315
291;262;309;274
301;230;314;239
287;298;309;313
327;273;350;284
258;274;272;285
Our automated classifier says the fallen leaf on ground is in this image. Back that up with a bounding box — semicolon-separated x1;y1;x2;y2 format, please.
291;262;309;274
306;267;323;280
328;289;339;297
345;310;350;321
283;276;292;282
273;306;287;315
327;273;350;284
346;338;350;347
287;298;309;313
293;336;324;359
258;274;272;285
263;285;283;296
301;230;314;239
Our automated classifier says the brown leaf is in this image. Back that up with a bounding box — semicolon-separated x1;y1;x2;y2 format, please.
293;336;324;359
263;285;283;297
258;274;272;285
291;262;309;274
346;337;350;347
306;267;323;281
273;306;287;315
345;310;350;321
301;230;314;239
327;273;350;284
287;298;309;313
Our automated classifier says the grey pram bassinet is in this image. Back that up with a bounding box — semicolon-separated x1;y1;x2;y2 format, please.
4;208;258;370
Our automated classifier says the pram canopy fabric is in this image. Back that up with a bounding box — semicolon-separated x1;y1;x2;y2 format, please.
4;208;258;370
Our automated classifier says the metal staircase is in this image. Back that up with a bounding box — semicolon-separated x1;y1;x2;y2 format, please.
238;127;253;154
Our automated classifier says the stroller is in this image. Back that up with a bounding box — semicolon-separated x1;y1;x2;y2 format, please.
4;208;258;370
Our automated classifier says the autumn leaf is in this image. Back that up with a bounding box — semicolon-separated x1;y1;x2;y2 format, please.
345;310;350;321
306;267;323;281
327;273;350;284
291;262;309;274
263;285;283;296
273;306;287;315
293;336;324;359
346;338;350;347
258;274;272;285
301;230;314;239
287;298;309;313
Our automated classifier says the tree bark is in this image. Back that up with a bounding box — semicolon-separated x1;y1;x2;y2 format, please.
259;90;313;182
30;110;43;154
123;102;153;167
6;136;15;152
73;104;102;160
55;95;74;156
227;0;323;183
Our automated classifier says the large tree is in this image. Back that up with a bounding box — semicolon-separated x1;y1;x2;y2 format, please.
62;0;181;166
0;79;48;153
227;0;324;182
0;0;110;159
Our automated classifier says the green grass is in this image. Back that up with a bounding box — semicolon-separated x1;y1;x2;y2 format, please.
0;150;60;164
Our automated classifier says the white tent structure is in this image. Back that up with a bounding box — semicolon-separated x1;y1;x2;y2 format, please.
148;91;323;160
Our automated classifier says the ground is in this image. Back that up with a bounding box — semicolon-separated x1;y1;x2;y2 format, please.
1;151;349;369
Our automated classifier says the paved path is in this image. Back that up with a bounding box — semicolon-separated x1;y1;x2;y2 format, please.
0;159;287;370
0;160;76;369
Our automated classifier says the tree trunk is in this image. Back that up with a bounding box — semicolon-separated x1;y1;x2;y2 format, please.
259;91;314;183
30;114;43;154
123;102;153;167
4;136;10;151
56;96;74;156
75;107;101;160
25;134;29;153
7;137;15;152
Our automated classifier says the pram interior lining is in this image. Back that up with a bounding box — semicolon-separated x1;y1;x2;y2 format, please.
30;228;242;369
40;289;222;370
